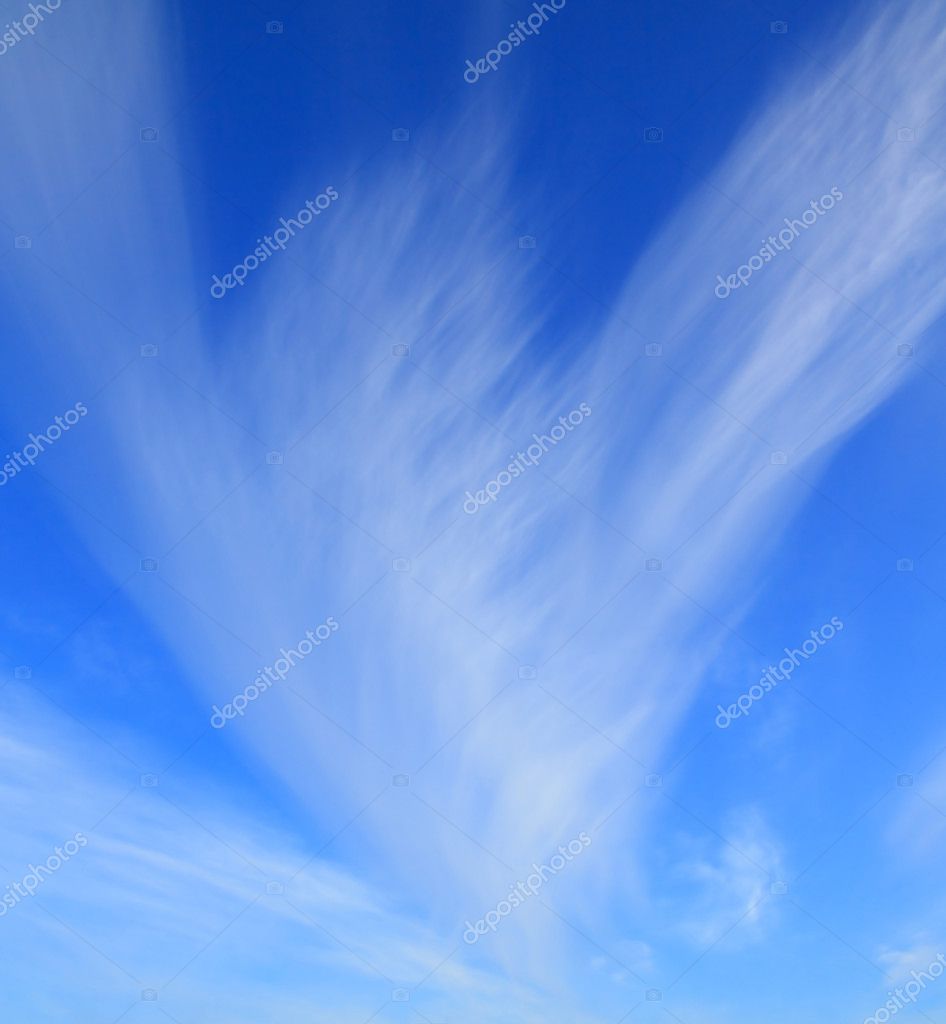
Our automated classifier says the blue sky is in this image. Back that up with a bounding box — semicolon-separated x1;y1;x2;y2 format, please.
2;0;946;1021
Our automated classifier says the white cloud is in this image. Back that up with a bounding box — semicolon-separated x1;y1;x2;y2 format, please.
3;0;946;1017
673;810;786;947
